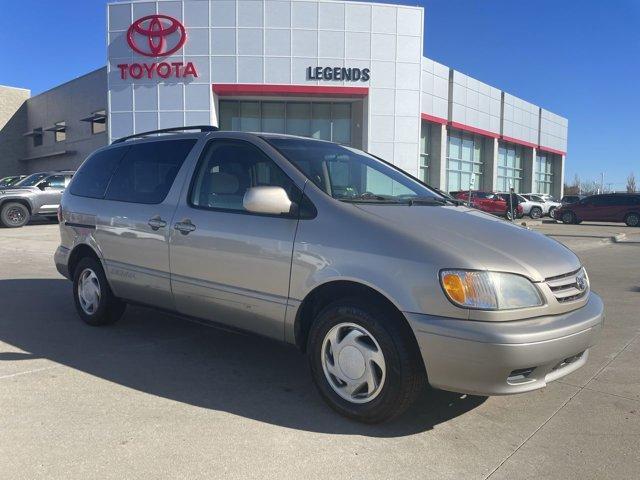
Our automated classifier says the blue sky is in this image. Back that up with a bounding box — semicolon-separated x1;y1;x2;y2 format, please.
1;0;638;188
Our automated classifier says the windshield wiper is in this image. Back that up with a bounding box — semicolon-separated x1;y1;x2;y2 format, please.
338;193;403;203
402;196;448;206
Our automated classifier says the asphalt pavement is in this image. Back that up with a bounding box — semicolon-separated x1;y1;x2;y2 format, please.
0;221;638;479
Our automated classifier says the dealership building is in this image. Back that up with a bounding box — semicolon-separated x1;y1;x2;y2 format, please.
0;0;568;197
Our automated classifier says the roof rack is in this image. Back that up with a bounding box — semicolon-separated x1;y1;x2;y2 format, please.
111;125;218;144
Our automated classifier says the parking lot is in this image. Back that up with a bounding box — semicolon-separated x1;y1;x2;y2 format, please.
0;221;638;479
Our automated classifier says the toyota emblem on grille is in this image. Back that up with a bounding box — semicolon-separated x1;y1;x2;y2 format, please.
576;274;587;292
127;15;187;57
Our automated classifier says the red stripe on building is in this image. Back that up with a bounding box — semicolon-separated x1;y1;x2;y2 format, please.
501;135;538;149
420;113;448;124
537;145;566;156
449;121;500;139
212;84;369;98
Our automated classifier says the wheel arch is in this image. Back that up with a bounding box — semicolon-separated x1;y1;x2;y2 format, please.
293;280;416;354
0;197;33;214
68;243;102;279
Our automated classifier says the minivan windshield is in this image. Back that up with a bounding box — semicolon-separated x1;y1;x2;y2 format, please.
266;138;444;204
13;173;48;187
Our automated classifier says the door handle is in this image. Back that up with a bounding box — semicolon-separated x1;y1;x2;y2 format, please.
174;220;196;235
148;216;167;231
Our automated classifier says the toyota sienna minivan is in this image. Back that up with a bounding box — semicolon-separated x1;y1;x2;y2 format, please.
55;127;604;423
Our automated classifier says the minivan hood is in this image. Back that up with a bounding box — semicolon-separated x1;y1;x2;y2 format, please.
354;204;580;281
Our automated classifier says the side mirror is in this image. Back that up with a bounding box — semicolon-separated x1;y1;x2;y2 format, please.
243;186;293;215
38;181;49;190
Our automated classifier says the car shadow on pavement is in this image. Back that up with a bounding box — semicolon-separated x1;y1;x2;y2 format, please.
0;278;486;437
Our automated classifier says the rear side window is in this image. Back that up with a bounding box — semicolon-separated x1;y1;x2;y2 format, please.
105;139;197;204
69;146;129;199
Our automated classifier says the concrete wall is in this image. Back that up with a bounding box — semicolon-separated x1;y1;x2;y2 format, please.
107;0;424;176
540;108;568;153
24;68;108;173
0;86;30;178
502;92;539;147
449;70;501;136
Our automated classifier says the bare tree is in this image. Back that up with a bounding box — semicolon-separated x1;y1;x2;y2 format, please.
627;172;637;193
564;173;581;195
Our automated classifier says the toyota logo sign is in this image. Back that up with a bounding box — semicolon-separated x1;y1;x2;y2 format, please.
118;15;198;81
127;15;187;57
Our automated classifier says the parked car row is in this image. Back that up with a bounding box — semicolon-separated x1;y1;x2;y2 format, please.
554;193;640;227
450;190;560;220
0;171;74;228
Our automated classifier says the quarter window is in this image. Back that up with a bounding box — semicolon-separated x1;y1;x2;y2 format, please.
105;139;197;204
190;140;299;213
70;147;129;199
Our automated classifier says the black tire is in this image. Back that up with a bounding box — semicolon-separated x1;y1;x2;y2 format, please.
307;298;425;423
73;257;126;326
625;212;640;227
561;211;576;224
548;206;557;219
0;202;30;228
529;207;542;219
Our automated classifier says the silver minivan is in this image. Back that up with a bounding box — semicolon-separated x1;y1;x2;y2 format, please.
55;127;603;423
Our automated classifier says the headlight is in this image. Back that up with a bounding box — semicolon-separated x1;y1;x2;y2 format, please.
440;270;544;310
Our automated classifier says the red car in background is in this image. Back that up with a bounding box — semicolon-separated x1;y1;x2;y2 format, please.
452;191;523;219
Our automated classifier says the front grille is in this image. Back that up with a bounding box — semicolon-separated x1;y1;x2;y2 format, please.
545;268;589;303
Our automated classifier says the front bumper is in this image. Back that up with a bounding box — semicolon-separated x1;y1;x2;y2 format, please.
405;293;604;396
54;245;71;279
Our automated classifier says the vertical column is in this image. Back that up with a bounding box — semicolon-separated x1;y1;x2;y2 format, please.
553;154;565;199
428;123;447;190
483;137;499;192
522;147;536;193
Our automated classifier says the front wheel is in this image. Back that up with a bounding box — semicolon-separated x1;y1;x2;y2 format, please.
307;299;424;423
0;202;30;228
625;213;640;227
561;211;576;224
73;257;126;326
529;207;542;219
548;206;557;219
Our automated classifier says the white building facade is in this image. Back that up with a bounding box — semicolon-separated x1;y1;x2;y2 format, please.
107;0;568;196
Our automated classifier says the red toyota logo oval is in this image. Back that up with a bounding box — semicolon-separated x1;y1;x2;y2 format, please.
127;15;187;57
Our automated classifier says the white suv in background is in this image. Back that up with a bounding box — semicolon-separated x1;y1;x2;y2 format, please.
522;193;561;218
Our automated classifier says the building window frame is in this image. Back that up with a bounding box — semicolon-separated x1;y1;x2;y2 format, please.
219;100;354;147
535;151;554;195
91;110;107;135
497;141;524;193
419;121;431;184
33;127;43;147
53;121;66;143
446;128;484;192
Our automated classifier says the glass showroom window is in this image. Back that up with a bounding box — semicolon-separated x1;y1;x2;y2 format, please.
446;129;483;192
419;122;431;183
497;142;524;192
535;152;554;195
219;101;353;146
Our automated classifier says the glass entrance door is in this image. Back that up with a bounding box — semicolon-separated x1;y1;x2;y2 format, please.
219;100;355;146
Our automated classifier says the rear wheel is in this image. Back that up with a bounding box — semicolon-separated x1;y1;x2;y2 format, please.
73;257;126;326
307;298;424;423
561;211;576;224
625;212;640;227
0;202;30;228
529;207;542;219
